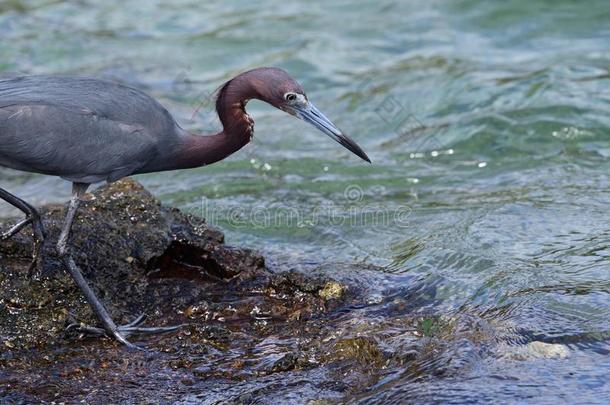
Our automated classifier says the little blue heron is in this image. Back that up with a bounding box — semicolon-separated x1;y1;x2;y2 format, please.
0;67;370;347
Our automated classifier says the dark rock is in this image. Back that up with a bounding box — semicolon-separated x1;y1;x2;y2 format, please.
0;179;270;350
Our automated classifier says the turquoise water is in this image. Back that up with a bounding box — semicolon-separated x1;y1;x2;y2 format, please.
1;0;609;402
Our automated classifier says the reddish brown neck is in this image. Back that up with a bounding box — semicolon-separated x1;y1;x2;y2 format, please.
176;75;258;169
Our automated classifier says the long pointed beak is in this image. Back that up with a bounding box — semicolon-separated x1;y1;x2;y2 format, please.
292;102;371;163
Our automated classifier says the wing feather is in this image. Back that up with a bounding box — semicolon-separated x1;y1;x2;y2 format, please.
0;75;183;183
0;103;160;183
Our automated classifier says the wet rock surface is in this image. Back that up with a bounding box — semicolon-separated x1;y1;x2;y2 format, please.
0;179;509;403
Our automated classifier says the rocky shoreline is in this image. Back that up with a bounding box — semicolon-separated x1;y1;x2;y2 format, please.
0;179;520;403
0;180;382;402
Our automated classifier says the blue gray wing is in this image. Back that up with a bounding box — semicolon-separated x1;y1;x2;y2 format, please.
0;103;160;183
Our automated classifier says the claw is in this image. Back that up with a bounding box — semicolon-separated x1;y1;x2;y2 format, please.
66;322;141;349
120;325;184;335
124;313;147;328
66;323;105;337
110;329;140;350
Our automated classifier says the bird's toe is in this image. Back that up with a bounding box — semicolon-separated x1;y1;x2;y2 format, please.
65;313;184;349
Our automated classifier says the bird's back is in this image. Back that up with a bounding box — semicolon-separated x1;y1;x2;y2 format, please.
0;75;183;183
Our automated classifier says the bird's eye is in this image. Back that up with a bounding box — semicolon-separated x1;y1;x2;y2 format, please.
285;93;298;102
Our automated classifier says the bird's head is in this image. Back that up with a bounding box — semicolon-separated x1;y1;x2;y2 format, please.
236;67;371;163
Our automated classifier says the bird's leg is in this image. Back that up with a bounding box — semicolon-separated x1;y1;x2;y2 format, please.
0;187;46;276
59;183;183;348
56;183;136;348
2;217;33;239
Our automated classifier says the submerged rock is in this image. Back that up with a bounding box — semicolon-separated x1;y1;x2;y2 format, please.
500;341;571;361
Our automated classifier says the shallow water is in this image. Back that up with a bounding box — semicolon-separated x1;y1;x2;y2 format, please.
1;0;609;402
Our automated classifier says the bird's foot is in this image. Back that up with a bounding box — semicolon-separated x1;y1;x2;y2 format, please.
66;314;185;349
